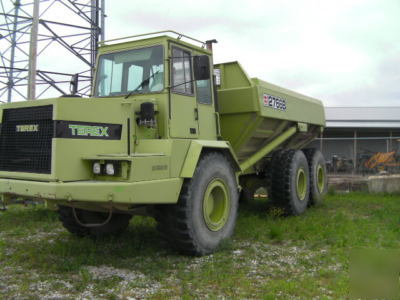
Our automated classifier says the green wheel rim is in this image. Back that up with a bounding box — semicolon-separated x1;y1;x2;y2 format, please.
203;178;230;231
316;164;325;193
296;168;307;201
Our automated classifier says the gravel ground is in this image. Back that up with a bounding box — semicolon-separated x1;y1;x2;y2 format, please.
0;234;338;299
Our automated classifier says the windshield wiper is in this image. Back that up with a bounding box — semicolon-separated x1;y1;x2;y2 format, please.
124;71;160;99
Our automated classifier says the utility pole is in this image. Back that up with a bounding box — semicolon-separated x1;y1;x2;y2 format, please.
27;0;40;100
101;0;105;41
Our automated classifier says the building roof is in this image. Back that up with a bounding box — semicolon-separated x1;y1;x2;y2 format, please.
325;107;400;128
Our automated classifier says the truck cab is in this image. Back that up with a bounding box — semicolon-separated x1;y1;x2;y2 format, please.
94;32;218;141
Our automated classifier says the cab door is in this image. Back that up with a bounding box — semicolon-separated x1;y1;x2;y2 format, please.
195;56;217;140
169;45;199;138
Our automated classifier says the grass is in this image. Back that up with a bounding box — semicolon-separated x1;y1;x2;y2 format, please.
1;192;400;299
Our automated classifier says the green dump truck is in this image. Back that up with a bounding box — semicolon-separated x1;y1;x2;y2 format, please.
0;31;326;255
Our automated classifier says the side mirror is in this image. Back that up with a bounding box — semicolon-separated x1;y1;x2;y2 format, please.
193;55;210;80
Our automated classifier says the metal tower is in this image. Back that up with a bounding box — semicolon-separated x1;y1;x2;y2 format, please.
0;0;105;102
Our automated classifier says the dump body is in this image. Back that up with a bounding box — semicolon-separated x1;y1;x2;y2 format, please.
215;62;325;170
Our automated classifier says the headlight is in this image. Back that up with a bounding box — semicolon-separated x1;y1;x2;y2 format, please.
93;162;101;174
105;163;115;175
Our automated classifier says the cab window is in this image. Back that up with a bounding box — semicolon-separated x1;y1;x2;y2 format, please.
196;79;212;104
95;45;164;97
171;47;193;95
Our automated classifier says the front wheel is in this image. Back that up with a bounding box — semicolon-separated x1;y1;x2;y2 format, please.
156;152;239;256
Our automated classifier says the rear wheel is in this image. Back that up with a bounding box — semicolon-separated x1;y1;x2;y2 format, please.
58;206;132;237
303;148;327;205
155;152;238;256
271;150;310;215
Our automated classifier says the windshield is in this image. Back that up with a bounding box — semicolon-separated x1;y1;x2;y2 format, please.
95;45;164;97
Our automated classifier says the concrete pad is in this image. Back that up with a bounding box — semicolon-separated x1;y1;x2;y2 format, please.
328;174;368;192
368;175;400;194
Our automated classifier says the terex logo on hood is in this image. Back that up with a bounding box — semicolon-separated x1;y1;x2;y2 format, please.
68;124;109;137
54;120;122;140
16;124;39;132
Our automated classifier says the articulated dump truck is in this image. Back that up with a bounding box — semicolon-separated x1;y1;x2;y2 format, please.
0;31;326;255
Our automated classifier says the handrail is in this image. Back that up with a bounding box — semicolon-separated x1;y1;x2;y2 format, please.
99;30;206;48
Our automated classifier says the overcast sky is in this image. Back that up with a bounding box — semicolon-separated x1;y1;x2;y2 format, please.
2;0;399;106
105;0;400;107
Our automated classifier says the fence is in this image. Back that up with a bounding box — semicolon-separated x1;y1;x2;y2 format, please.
310;130;400;175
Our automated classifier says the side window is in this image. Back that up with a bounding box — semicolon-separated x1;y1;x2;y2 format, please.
196;79;212;104
172;47;193;95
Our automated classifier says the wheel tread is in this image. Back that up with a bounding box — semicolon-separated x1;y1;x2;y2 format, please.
155;152;237;255
270;149;309;215
303;148;327;205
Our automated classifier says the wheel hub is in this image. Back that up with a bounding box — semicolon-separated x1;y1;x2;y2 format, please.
296;168;307;201
317;164;325;193
203;179;230;231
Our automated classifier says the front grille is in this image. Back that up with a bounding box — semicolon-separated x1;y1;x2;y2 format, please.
0;105;53;173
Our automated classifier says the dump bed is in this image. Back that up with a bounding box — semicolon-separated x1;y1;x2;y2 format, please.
215;61;325;164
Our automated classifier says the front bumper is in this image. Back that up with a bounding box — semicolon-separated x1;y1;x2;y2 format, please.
0;178;182;204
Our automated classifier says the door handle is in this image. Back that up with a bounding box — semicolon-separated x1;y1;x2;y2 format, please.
194;108;199;120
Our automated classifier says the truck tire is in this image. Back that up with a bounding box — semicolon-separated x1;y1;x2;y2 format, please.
155;152;239;256
271;149;310;215
58;206;132;237
303;148;327;205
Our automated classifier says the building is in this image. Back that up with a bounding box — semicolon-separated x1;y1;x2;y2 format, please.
310;107;400;175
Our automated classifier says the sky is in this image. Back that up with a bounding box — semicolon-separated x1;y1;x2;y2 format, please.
104;0;400;107
1;0;400;106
